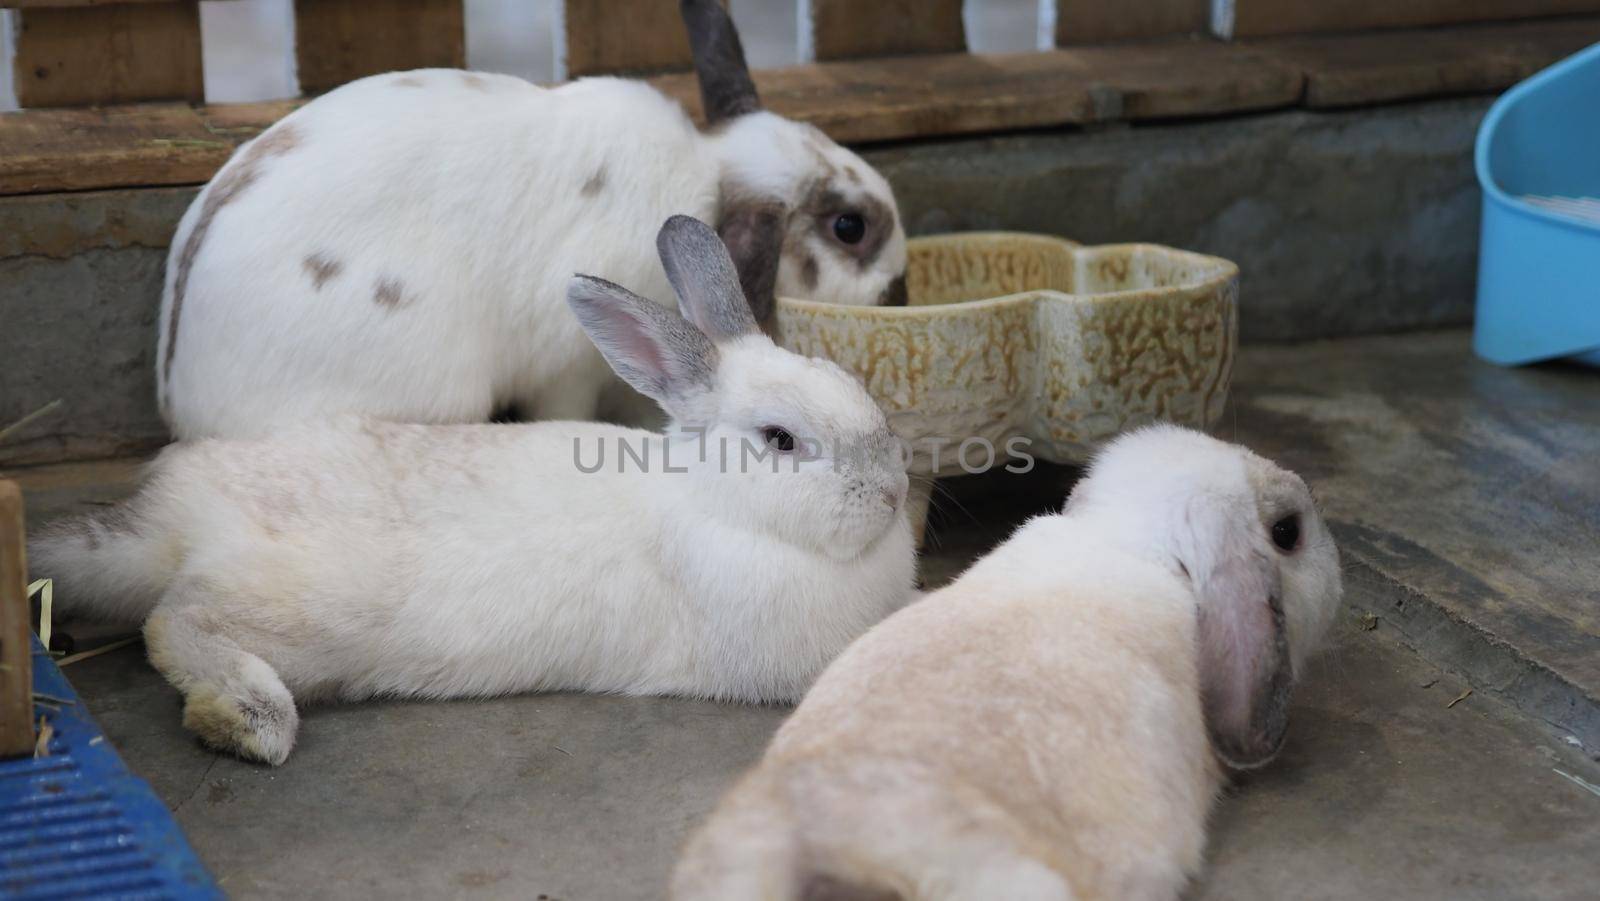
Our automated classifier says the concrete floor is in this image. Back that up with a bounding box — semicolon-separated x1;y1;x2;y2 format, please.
13;330;1600;899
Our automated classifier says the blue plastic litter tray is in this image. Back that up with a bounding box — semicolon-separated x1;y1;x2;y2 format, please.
1474;41;1600;367
2;636;220;900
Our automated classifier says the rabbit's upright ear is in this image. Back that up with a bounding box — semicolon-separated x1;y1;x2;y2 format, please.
567;275;717;418
1179;501;1294;770
680;0;761;124
657;214;763;341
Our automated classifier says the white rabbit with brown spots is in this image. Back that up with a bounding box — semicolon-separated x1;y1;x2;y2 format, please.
32;217;915;766
673;425;1343;901
157;0;907;440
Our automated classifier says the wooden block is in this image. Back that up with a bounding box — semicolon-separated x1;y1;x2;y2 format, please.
0;481;33;759
1055;0;1208;45
11;0;204;108
810;0;966;61
1251;17;1600;108
1224;0;1600;39
563;0;702;77
293;0;465;94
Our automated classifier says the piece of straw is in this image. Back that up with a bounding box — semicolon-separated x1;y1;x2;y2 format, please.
0;399;63;446
33;716;53;758
28;579;52;652
55;636;141;667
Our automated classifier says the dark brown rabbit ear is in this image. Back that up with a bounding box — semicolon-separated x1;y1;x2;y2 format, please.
680;0;762;124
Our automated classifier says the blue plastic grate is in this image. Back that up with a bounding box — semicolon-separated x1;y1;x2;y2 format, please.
1;637;221;900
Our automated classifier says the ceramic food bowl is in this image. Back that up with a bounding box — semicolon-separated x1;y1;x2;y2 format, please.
774;232;1239;476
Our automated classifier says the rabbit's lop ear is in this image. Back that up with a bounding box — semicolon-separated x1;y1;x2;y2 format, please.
680;0;761;124
657;214;762;341
567;275;717;417
1181;502;1294;771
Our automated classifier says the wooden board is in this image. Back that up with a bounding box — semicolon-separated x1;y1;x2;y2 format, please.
0;103;233;195
3;17;1598;196
0;482;32;759
11;1;204;108
1055;0;1208;45
1225;0;1600;38
810;0;966;61
1252;17;1600;108
293;0;465;94
563;0;701;77
655;37;1299;142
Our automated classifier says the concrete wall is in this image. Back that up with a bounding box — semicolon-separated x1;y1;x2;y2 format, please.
0;96;1492;466
865;96;1491;342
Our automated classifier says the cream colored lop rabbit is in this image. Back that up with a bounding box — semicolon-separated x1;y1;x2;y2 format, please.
673;425;1344;901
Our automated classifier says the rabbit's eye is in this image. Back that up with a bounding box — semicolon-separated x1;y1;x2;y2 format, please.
762;426;796;453
833;213;866;245
1271;514;1301;552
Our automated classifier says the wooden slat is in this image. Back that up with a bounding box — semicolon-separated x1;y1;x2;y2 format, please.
11;0;204;107
563;0;701;77
293;0;465;94
1250;17;1600;107
656;38;1299;141
810;0;966;61
4;17;1599;197
0;103;233;195
7;1;192;7
0;481;32;759
1225;0;1600;39
1055;0;1208;45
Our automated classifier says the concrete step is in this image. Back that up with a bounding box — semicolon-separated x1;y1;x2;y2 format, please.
0;95;1521;468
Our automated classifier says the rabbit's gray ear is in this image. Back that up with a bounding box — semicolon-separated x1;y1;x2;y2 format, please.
657;214;761;341
716;201;783;327
567;275;717;417
680;0;761;124
1181;501;1294;771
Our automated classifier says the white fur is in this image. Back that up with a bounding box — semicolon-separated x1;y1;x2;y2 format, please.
35;223;916;766
672;425;1343;901
158;71;906;439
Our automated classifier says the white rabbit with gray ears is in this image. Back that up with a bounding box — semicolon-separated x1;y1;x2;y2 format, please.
32;216;916;766
157;0;908;440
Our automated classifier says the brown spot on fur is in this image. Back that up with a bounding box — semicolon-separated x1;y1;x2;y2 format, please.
879;274;908;306
844;165;863;185
302;253;342;290
800;254;819;291
461;73;488;91
715;181;786;325
163;123;303;404
581;167;606;197
801;179;896;272
393;75;424;87
373;276;408;309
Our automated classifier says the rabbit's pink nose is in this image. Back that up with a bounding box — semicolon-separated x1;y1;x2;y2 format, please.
880;487;902;509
